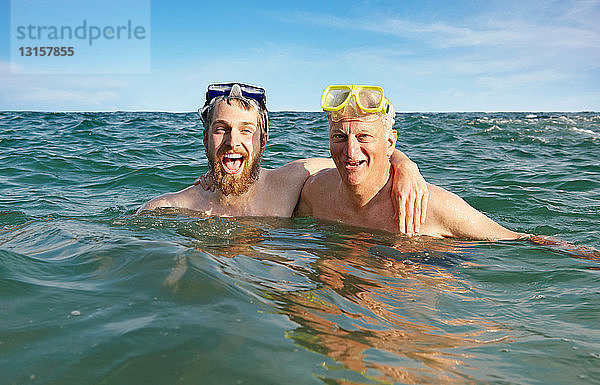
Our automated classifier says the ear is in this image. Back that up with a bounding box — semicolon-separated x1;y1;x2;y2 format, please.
203;128;208;147
260;133;267;153
386;129;398;157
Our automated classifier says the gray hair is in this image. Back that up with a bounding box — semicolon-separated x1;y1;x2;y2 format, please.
326;97;396;137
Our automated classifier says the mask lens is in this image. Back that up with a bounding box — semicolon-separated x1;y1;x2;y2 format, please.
207;89;227;100
209;84;232;92
239;86;266;108
207;84;232;101
324;88;351;110
206;83;266;109
356;88;383;111
239;85;264;98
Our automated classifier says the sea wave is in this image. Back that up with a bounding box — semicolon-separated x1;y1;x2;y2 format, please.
1;111;599;384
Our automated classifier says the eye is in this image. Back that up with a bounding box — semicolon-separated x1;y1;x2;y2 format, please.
357;133;373;142
331;133;346;141
239;124;257;135
212;122;228;133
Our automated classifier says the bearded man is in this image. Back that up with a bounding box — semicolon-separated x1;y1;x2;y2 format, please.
138;83;428;234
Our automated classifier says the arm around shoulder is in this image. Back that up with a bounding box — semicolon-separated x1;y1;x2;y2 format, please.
271;158;336;194
285;158;335;177
388;149;429;235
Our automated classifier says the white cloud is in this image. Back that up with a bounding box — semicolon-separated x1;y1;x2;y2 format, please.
266;2;600;108
2;0;598;112
270;3;600;51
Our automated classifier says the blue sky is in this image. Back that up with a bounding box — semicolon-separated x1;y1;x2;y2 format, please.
1;0;599;111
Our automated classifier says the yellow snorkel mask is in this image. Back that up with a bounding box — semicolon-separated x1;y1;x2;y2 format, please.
321;85;390;122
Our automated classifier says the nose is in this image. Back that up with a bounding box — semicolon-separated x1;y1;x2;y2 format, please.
346;135;360;159
224;129;242;149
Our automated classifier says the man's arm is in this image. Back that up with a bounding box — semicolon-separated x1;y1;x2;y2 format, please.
136;194;175;214
283;151;428;234
426;184;525;240
389;151;428;236
293;190;312;217
195;152;428;231
135;188;193;214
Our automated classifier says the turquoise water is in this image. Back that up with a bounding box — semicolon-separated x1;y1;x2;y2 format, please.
1;111;599;385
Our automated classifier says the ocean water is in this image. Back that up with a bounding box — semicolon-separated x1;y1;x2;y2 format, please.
1;111;599;385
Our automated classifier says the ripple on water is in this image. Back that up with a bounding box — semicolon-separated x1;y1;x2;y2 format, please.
0;111;599;384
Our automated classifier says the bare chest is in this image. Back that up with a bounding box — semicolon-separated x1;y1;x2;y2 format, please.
186;185;299;218
311;197;398;233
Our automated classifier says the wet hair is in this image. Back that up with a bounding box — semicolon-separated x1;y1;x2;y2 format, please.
326;97;396;137
381;98;396;135
201;97;268;147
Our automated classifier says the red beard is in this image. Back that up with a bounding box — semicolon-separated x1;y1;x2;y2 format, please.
206;145;262;196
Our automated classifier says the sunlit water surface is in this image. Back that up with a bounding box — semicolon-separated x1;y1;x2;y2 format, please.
1;111;599;384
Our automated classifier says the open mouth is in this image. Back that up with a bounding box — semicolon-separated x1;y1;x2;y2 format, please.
344;160;366;171
221;153;245;174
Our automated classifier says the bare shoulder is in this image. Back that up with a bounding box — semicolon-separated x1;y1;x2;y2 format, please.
304;167;338;192
269;158;335;184
300;167;338;202
136;185;201;214
300;157;335;175
424;183;522;240
294;168;337;217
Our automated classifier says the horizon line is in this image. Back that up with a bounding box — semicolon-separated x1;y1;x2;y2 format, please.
2;109;599;114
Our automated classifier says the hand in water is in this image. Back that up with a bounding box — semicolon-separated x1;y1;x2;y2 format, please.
390;160;429;236
528;235;600;261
